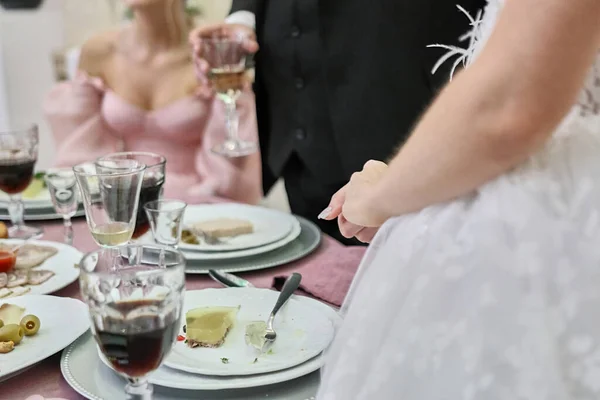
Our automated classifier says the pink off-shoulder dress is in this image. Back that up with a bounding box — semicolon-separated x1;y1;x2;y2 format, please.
44;74;262;204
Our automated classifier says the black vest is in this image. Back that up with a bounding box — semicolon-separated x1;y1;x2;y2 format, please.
232;0;486;189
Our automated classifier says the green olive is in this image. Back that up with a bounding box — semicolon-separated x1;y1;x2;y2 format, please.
0;319;4;329
0;324;24;344
20;315;41;336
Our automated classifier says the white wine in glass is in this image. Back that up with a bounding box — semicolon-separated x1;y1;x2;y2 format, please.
210;65;246;99
91;222;134;247
202;37;257;158
73;162;145;248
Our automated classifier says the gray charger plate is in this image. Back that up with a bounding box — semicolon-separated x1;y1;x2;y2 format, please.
61;332;320;400
0;205;85;221
184;216;322;274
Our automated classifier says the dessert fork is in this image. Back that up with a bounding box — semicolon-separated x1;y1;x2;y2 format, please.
245;273;302;351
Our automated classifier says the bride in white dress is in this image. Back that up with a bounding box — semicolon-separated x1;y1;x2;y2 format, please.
317;0;600;398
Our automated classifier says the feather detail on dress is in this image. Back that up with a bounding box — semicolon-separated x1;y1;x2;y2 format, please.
428;1;504;80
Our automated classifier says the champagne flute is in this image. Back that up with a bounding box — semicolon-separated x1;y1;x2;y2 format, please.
0;125;42;239
96;152;166;240
45;168;79;245
202;36;257;157
79;244;185;399
73;162;145;248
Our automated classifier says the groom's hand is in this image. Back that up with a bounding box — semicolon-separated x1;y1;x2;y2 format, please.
189;23;258;89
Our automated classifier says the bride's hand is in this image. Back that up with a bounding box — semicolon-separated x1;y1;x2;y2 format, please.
343;160;390;227
320;160;389;243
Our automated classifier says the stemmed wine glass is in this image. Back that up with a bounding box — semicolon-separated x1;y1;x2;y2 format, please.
73;161;146;248
202;36;257;157
79;244;186;399
96;152;166;240
0;125;42;239
45;168;79;245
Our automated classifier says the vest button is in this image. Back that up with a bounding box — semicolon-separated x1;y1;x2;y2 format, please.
295;128;306;140
291;26;301;38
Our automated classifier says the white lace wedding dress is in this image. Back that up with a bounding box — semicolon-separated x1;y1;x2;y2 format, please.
317;1;600;399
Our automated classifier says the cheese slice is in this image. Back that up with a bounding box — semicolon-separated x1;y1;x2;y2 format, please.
185;306;239;348
193;218;253;238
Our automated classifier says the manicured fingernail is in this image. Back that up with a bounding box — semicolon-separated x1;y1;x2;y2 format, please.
318;207;332;220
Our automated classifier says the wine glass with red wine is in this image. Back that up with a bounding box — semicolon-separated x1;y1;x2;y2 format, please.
79;244;185;399
202;36;257;157
96;152;166;240
0;125;42;239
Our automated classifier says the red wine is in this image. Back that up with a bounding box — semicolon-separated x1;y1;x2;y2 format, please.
93;299;180;377
0;159;36;194
132;177;165;239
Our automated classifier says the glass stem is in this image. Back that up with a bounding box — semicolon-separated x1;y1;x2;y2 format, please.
125;377;152;400
63;216;73;245
8;195;24;228
224;98;240;144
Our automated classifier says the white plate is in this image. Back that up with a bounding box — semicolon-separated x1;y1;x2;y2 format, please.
179;204;296;252
181;218;301;261
0;295;89;380
94;295;340;391
63;333;321;400
1;239;82;296
164;288;335;376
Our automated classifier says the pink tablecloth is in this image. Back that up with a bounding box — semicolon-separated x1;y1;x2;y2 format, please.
2;218;366;400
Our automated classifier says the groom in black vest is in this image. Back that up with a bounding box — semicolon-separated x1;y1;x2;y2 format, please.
192;0;485;244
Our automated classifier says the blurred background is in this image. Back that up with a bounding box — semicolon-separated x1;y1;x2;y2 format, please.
0;0;289;211
0;0;231;169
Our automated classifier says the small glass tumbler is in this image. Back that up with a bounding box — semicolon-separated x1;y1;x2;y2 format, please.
144;200;187;248
45;168;79;245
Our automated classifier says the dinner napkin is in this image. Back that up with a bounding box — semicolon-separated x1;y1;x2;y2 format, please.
272;238;367;307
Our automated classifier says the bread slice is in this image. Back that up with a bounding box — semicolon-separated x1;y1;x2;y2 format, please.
0;222;7;239
193;218;253;238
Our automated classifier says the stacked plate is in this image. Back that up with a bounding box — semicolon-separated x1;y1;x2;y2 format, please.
61;288;340;399
0;186;84;221
175;204;322;274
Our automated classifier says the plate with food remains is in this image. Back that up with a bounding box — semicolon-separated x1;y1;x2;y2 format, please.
0;239;82;298
163;288;335;376
179;204;297;252
0;295;89;381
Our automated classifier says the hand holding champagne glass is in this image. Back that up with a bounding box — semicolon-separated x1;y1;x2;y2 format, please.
200;36;258;157
73;162;145;248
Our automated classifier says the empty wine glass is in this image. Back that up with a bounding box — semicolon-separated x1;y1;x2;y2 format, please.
203;36;257;157
45;168;79;245
144;200;187;248
73;162;146;248
0;125;42;239
79;244;185;399
96;152;166;240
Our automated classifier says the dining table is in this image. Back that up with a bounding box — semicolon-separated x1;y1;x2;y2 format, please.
1;216;367;400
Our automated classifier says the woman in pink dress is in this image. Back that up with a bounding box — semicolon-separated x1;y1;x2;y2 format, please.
44;0;261;204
